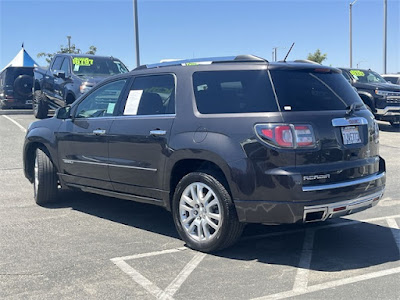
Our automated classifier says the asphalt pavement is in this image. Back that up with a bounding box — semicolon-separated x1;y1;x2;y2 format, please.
0;111;399;300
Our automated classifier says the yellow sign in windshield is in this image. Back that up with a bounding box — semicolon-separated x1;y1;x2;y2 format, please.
350;70;365;77
73;57;94;66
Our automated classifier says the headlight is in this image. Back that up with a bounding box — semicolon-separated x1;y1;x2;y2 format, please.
375;90;395;97
80;82;94;94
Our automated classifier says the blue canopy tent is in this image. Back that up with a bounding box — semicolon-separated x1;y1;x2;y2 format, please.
1;44;38;72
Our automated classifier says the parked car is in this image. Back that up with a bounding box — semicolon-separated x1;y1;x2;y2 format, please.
24;56;386;252
0;67;33;109
381;74;400;85
340;68;400;128
33;54;128;118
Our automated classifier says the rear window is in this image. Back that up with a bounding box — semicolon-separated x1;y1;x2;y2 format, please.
193;70;278;114
270;70;363;111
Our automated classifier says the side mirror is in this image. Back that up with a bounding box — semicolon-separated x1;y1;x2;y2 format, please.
56;106;71;119
53;70;66;79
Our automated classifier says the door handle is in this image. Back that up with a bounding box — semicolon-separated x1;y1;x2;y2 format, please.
150;130;167;136
93;129;106;135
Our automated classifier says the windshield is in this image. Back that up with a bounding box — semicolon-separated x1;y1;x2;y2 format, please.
349;69;387;84
72;56;129;76
270;69;363;111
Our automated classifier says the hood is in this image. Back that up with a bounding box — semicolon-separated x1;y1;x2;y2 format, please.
354;81;400;92
77;75;108;85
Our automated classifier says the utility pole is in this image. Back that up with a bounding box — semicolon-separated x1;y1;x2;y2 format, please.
133;0;140;67
349;0;359;68
67;36;71;53
383;0;387;74
272;47;278;62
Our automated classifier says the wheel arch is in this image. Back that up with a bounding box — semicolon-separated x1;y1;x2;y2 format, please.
24;141;52;183
358;92;375;111
166;156;235;211
65;91;75;105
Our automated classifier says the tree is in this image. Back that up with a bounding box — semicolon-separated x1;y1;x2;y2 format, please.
307;49;327;64
37;36;97;64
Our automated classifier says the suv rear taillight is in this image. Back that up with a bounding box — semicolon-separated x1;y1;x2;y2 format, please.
255;124;316;149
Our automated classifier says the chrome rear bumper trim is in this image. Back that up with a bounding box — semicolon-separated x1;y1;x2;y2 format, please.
302;172;385;192
303;190;384;222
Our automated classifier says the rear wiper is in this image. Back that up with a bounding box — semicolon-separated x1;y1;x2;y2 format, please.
345;103;364;116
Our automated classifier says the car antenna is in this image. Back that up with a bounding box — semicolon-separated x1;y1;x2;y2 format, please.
283;42;295;62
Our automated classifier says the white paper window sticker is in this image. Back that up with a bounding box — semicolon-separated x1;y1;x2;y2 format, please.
73;64;80;72
124;90;143;115
107;103;115;114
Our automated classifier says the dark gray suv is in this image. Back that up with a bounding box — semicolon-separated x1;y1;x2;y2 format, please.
23;55;386;252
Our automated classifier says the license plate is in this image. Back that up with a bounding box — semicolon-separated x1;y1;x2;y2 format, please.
25;100;32;105
341;126;361;144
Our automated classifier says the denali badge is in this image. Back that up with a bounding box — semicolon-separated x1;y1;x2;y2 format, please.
303;174;331;181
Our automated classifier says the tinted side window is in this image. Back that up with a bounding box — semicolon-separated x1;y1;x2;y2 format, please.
60;58;70;74
123;74;175;115
75;79;127;118
51;57;64;71
270;70;363;111
193;70;278;114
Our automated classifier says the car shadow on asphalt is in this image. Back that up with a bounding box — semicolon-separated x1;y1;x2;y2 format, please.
44;191;399;272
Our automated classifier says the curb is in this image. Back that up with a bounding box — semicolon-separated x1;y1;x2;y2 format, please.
0;109;33;115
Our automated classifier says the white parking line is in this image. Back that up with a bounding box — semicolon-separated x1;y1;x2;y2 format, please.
252;267;400;300
292;229;315;292
112;214;400;300
159;252;206;299
2;115;27;133
111;247;205;300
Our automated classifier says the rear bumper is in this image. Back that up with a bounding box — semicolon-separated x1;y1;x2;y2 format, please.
234;170;386;224
1;98;32;108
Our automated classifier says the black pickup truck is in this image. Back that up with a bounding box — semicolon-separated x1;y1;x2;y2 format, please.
340;68;400;128
33;54;128;118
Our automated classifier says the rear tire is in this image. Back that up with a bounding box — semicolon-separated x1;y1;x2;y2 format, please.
34;148;58;205
172;172;244;252
33;90;48;119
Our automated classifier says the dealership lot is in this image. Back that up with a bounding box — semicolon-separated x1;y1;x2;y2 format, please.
1;113;399;299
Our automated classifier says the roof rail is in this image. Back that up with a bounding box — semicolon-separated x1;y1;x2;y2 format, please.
293;59;321;65
134;55;268;70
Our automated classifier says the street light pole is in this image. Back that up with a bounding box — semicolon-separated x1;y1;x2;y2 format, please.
133;0;140;67
349;0;359;68
383;0;387;74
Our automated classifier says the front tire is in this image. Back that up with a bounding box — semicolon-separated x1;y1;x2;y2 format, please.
34;148;58;205
172;172;244;252
33;90;48;119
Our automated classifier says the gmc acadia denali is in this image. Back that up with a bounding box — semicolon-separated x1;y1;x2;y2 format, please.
23;55;386;252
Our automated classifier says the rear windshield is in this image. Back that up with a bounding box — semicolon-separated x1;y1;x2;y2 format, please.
193;70;278;114
72;57;129;77
270;70;363;111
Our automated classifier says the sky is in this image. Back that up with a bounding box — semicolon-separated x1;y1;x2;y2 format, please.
0;0;399;73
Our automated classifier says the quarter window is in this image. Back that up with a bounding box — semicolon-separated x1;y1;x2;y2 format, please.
123;74;175;115
75;79;127;118
193;70;278;114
